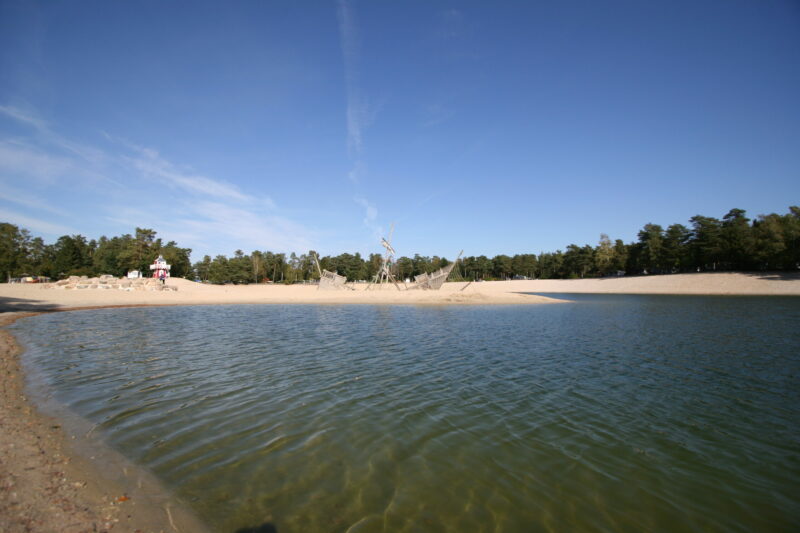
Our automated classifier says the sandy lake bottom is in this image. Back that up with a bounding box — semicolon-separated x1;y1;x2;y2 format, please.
11;296;800;532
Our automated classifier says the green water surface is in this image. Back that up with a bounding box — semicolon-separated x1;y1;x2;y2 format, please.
12;295;800;532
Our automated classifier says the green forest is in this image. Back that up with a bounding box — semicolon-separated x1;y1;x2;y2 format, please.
2;206;798;284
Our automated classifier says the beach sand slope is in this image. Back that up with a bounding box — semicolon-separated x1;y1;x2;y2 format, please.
0;312;208;533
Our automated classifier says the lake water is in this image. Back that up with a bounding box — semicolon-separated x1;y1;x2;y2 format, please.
11;296;800;532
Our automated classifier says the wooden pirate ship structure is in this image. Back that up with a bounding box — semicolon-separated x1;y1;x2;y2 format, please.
410;251;463;290
367;224;404;290
368;225;461;291
313;253;349;290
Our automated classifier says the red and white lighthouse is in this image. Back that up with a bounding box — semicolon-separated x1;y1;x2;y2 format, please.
150;255;171;282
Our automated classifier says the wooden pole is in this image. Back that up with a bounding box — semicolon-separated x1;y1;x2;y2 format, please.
313;252;323;278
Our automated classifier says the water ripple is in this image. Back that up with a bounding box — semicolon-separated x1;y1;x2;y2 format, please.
12;297;800;532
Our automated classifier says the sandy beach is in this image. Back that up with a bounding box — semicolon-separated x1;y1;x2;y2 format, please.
1;272;799;314
1;271;798;532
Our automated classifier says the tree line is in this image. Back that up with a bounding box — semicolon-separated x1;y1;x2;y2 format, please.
191;250;455;285
0;226;192;281
1;206;798;283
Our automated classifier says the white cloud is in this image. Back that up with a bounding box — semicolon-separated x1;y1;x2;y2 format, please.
422;103;455;128
347;159;367;183
0;105;49;131
0;207;78;236
98;171;314;256
0;140;76;183
441;8;464;38
103;205;169;232
354;196;377;223
354;196;383;241
123;145;252;203
337;0;360;154
0;107;121;187
179;200;313;254
0;183;70;216
337;2;388;246
0;103;316;258
336;0;382;157
0;105;104;163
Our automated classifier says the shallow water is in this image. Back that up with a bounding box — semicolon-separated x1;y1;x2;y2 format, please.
11;296;800;532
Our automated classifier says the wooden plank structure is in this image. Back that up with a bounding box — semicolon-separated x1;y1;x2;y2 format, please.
313;253;349;290
366;224;462;291
319;269;348;290
410;251;463;290
367;224;404;290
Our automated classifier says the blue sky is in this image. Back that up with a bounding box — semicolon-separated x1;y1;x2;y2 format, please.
1;0;798;261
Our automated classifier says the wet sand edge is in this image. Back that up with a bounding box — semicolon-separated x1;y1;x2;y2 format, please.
0;311;211;533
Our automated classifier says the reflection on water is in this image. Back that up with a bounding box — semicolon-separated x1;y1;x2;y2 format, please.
12;296;800;532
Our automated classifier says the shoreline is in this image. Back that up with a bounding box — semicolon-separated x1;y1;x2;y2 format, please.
0;282;571;532
0;272;798;315
1;271;798;532
0;312;210;533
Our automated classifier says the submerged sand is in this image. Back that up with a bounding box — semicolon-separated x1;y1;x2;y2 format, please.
0;312;210;533
0;271;798;531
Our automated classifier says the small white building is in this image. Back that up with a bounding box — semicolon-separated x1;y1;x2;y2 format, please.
127;270;142;279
